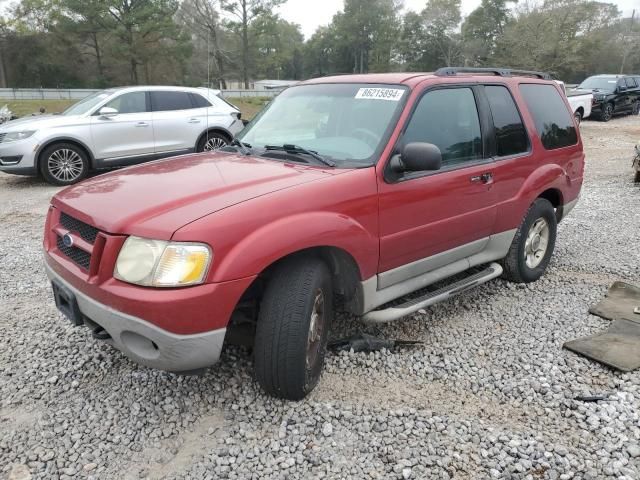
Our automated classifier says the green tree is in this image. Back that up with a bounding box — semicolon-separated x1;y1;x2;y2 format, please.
251;14;304;79
179;0;231;88
462;0;514;66
105;0;190;84
220;0;285;88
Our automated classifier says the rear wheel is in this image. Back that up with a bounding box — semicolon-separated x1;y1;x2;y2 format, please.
39;143;89;186
500;198;557;283
196;132;229;152
600;103;613;122
254;257;333;400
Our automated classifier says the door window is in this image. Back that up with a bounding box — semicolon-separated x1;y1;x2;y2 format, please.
625;77;637;88
519;84;577;150
104;92;148;114
402;88;483;168
485;85;528;157
151;91;194;112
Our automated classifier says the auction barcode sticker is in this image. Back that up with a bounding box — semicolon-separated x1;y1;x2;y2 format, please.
355;88;404;101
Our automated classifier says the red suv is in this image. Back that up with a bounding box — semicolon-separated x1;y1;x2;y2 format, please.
44;68;584;400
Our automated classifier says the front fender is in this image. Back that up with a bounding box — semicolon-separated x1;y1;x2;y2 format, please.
211;211;378;282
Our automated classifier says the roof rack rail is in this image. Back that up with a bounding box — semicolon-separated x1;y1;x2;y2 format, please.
434;67;552;80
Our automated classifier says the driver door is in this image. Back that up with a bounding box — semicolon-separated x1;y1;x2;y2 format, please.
377;85;497;287
90;91;154;162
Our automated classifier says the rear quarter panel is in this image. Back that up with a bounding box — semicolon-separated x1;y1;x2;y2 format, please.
491;79;584;233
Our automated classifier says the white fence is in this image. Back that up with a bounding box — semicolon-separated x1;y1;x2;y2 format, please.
0;88;278;100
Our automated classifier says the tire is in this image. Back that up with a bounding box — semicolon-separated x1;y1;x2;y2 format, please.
254;257;333;400
196;131;229;152
634;170;640;183
500;198;557;284
39;142;89;186
632;101;640;116
574;110;582;125
600;103;613;122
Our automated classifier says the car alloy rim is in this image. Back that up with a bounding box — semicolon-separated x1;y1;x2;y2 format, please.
306;288;325;370
604;105;612;120
524;218;550;269
48;149;83;182
204;137;227;151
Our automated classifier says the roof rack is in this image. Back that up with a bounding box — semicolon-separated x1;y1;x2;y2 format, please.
434;67;552;80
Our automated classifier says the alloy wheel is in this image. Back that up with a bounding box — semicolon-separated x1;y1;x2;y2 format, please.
203;137;227;151
524;218;550;269
47;149;84;183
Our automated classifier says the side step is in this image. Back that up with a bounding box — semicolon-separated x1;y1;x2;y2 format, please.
361;263;503;324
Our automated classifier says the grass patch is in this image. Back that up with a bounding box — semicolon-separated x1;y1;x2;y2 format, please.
4;96;270;120
3;99;75;117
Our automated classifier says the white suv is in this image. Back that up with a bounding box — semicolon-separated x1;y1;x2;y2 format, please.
0;86;244;185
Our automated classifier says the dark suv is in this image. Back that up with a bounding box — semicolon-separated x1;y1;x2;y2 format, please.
577;74;640;121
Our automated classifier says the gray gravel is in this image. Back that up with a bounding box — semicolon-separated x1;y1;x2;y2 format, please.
1;116;640;480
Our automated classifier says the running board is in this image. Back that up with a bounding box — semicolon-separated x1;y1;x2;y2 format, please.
361;263;503;324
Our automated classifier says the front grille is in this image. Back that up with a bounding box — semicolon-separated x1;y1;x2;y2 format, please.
57;235;91;270
60;212;99;244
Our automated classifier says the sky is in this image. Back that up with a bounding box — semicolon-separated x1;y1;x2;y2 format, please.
277;0;639;39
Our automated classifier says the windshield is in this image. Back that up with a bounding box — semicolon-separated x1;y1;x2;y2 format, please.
62;90;113;116
238;83;408;166
578;77;617;91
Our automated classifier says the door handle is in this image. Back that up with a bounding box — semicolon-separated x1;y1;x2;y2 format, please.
470;172;493;184
188;118;201;124
135;122;149;127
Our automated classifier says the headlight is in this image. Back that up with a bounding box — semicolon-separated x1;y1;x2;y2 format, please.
2;131;36;142
114;236;212;287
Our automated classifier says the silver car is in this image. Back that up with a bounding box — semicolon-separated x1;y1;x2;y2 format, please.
0;86;244;185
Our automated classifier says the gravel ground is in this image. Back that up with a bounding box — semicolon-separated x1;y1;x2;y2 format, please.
1;116;640;480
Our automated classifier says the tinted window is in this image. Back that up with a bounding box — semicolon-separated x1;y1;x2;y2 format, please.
104;92;147;114
403;88;482;168
624;77;637;88
190;93;212;108
519;84;577;150
151;91;194;111
485;86;528;157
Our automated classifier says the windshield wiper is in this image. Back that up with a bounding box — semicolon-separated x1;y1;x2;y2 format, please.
230;139;252;155
264;144;336;167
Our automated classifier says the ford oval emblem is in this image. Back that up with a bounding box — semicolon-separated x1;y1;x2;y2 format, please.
62;233;74;248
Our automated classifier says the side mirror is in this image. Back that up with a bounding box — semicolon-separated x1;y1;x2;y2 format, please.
390;142;442;173
618;86;627;92
98;106;118;117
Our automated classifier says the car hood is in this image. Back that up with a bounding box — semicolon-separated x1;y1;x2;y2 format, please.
52;152;347;239
0;114;84;132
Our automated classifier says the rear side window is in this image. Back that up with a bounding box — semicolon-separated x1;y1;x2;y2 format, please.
485;86;528;157
151;91;194;112
403;87;482;168
519;84;577;150
190;93;212;108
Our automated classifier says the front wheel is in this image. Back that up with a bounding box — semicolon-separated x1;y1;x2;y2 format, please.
632;101;640;116
600;103;613;122
254;257;333;400
39;143;89;186
500;198;557;283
